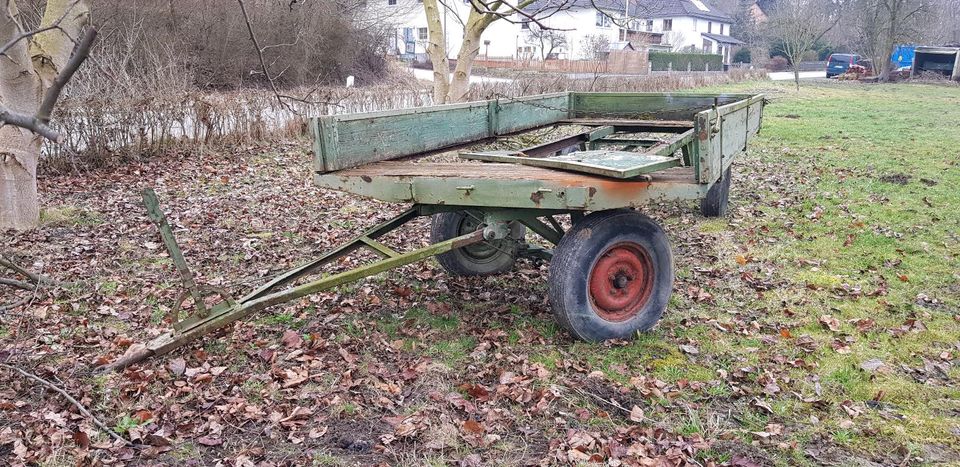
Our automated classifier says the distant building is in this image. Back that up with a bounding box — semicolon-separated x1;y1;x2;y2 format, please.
373;0;742;63
639;0;743;64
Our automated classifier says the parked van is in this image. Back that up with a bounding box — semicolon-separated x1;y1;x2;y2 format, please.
826;54;863;78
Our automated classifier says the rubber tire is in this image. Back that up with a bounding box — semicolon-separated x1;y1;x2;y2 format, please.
548;209;673;342
700;166;732;217
430;211;525;276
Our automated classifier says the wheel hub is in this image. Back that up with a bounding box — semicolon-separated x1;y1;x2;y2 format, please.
588;243;654;322
459;214;504;261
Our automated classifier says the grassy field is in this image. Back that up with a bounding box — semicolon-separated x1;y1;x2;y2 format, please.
638;81;960;464
2;81;958;465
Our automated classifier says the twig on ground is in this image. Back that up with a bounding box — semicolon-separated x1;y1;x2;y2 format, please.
0;296;33;313
0;363;133;447
0;278;37;291
0;254;57;286
570;385;634;416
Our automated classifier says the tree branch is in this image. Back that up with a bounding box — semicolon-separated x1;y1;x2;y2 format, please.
235;0;341;110
0;108;61;141
37;27;97;124
0;6;96;143
0;254;58;286
0;0;80;57
0;277;37;291
0;363;133;446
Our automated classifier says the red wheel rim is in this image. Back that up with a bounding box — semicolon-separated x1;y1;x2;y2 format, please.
588;242;654;322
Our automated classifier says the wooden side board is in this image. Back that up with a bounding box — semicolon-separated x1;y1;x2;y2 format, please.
310;92;569;172
570;93;753;121
313;162;705;211
694;94;765;184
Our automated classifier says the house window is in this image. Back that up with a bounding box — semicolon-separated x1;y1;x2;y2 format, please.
708;21;712;33
388;0;396;4
418;27;427;40
720;24;724;34
646;20;653;31
663;19;672;31
596;11;612;27
703;39;712;53
521;20;530;30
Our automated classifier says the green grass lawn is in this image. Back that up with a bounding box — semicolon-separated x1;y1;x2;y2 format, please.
647;81;960;463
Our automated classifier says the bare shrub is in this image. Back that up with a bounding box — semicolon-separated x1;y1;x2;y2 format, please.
43;80;430;172
466;69;769;99
766;56;790;71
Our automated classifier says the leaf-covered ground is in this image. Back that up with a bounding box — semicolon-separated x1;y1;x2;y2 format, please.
1;81;958;466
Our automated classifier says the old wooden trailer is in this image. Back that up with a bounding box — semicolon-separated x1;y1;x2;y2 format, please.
105;92;765;371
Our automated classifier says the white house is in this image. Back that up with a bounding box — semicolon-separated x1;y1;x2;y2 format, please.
373;0;523;61
637;0;743;64
372;0;742;63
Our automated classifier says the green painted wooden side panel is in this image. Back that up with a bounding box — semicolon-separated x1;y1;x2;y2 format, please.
695;94;765;185
747;100;763;136
495;94;569;134
316;101;490;172
571;93;750;121
312;93;573;172
721;106;749;157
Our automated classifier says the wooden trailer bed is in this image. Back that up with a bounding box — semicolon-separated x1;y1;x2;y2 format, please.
310;92;765;211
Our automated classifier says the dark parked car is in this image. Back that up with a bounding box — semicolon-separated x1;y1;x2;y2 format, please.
826;54;864;78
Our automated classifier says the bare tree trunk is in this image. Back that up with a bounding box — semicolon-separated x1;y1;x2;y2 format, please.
878;0;901;82
0;0;90;230
447;17;486;103
422;0;451;104
1;0;44;230
793;63;801;90
0;130;41;230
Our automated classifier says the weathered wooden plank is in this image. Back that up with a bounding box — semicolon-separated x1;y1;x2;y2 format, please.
721;107;748;157
313;162;704;211
561;119;694;132
694;110;713;184
495;93;569;134
747;100;763;136
695;94;765;185
571;93;751;121
646;129;695;157
512;126;615;157
461;150;681;179
312;100;491;172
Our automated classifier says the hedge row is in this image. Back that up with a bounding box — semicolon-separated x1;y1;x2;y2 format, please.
649;52;723;71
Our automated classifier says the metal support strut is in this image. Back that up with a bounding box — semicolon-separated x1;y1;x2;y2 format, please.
100;193;484;372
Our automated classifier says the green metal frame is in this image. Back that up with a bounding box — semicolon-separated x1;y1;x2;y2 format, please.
103;196;576;371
